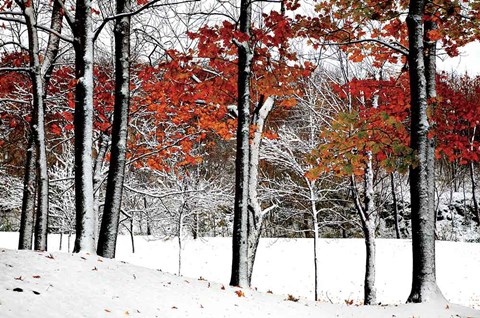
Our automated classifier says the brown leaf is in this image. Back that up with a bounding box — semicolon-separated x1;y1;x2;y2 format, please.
287;294;299;302
14;276;23;281
104;309;111;313
220;285;225;290
171;306;178;309
46;254;55;259
235;290;245;297
344;299;354;305
32;275;41;279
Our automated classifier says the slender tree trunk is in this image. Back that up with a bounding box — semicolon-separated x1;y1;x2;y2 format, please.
363;153;377;305
246;96;275;285
73;0;96;253
350;152;377;305
178;213;183;276
470;161;480;224
230;0;253;288
406;0;445;302
93;132;109;242
18;133;36;250
310;184;320;301
130;212;135;253
390;172;401;239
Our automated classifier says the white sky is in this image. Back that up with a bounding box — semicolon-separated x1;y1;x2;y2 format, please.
438;41;480;75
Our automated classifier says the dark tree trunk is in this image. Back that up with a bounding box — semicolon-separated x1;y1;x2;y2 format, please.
406;0;445;303
230;0;253;288
73;0;96;253
97;0;131;258
470;161;480;224
18;133;36;250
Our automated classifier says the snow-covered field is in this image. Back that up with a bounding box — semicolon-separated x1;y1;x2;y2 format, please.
0;232;479;317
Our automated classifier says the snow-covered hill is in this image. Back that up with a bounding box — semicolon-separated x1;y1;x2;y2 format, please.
0;233;479;317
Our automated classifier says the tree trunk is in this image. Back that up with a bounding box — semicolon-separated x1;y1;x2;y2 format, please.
424;18;437;225
97;0;131;258
406;0;445;303
73;0;96;253
351;152;377;305
17;0;50;251
311;190;320;302
363;153;377;305
18;133;36;250
470;161;480;224
390;172;401;239
17;0;63;250
246;96;274;285
93;132;109;242
363;221;376;305
230;0;253;288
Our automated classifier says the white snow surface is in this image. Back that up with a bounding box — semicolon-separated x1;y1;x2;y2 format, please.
0;232;479;318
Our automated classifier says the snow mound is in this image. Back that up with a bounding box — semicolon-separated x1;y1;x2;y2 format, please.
0;249;478;318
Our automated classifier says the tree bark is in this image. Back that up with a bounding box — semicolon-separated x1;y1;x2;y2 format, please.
97;0;131;258
230;0;253;288
406;0;445;303
73;0;96;253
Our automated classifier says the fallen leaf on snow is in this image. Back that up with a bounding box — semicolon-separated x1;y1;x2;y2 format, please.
235;290;245;297
286;294;299;302
345;299;354;305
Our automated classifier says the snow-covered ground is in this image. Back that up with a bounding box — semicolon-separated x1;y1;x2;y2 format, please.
0;232;479;317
